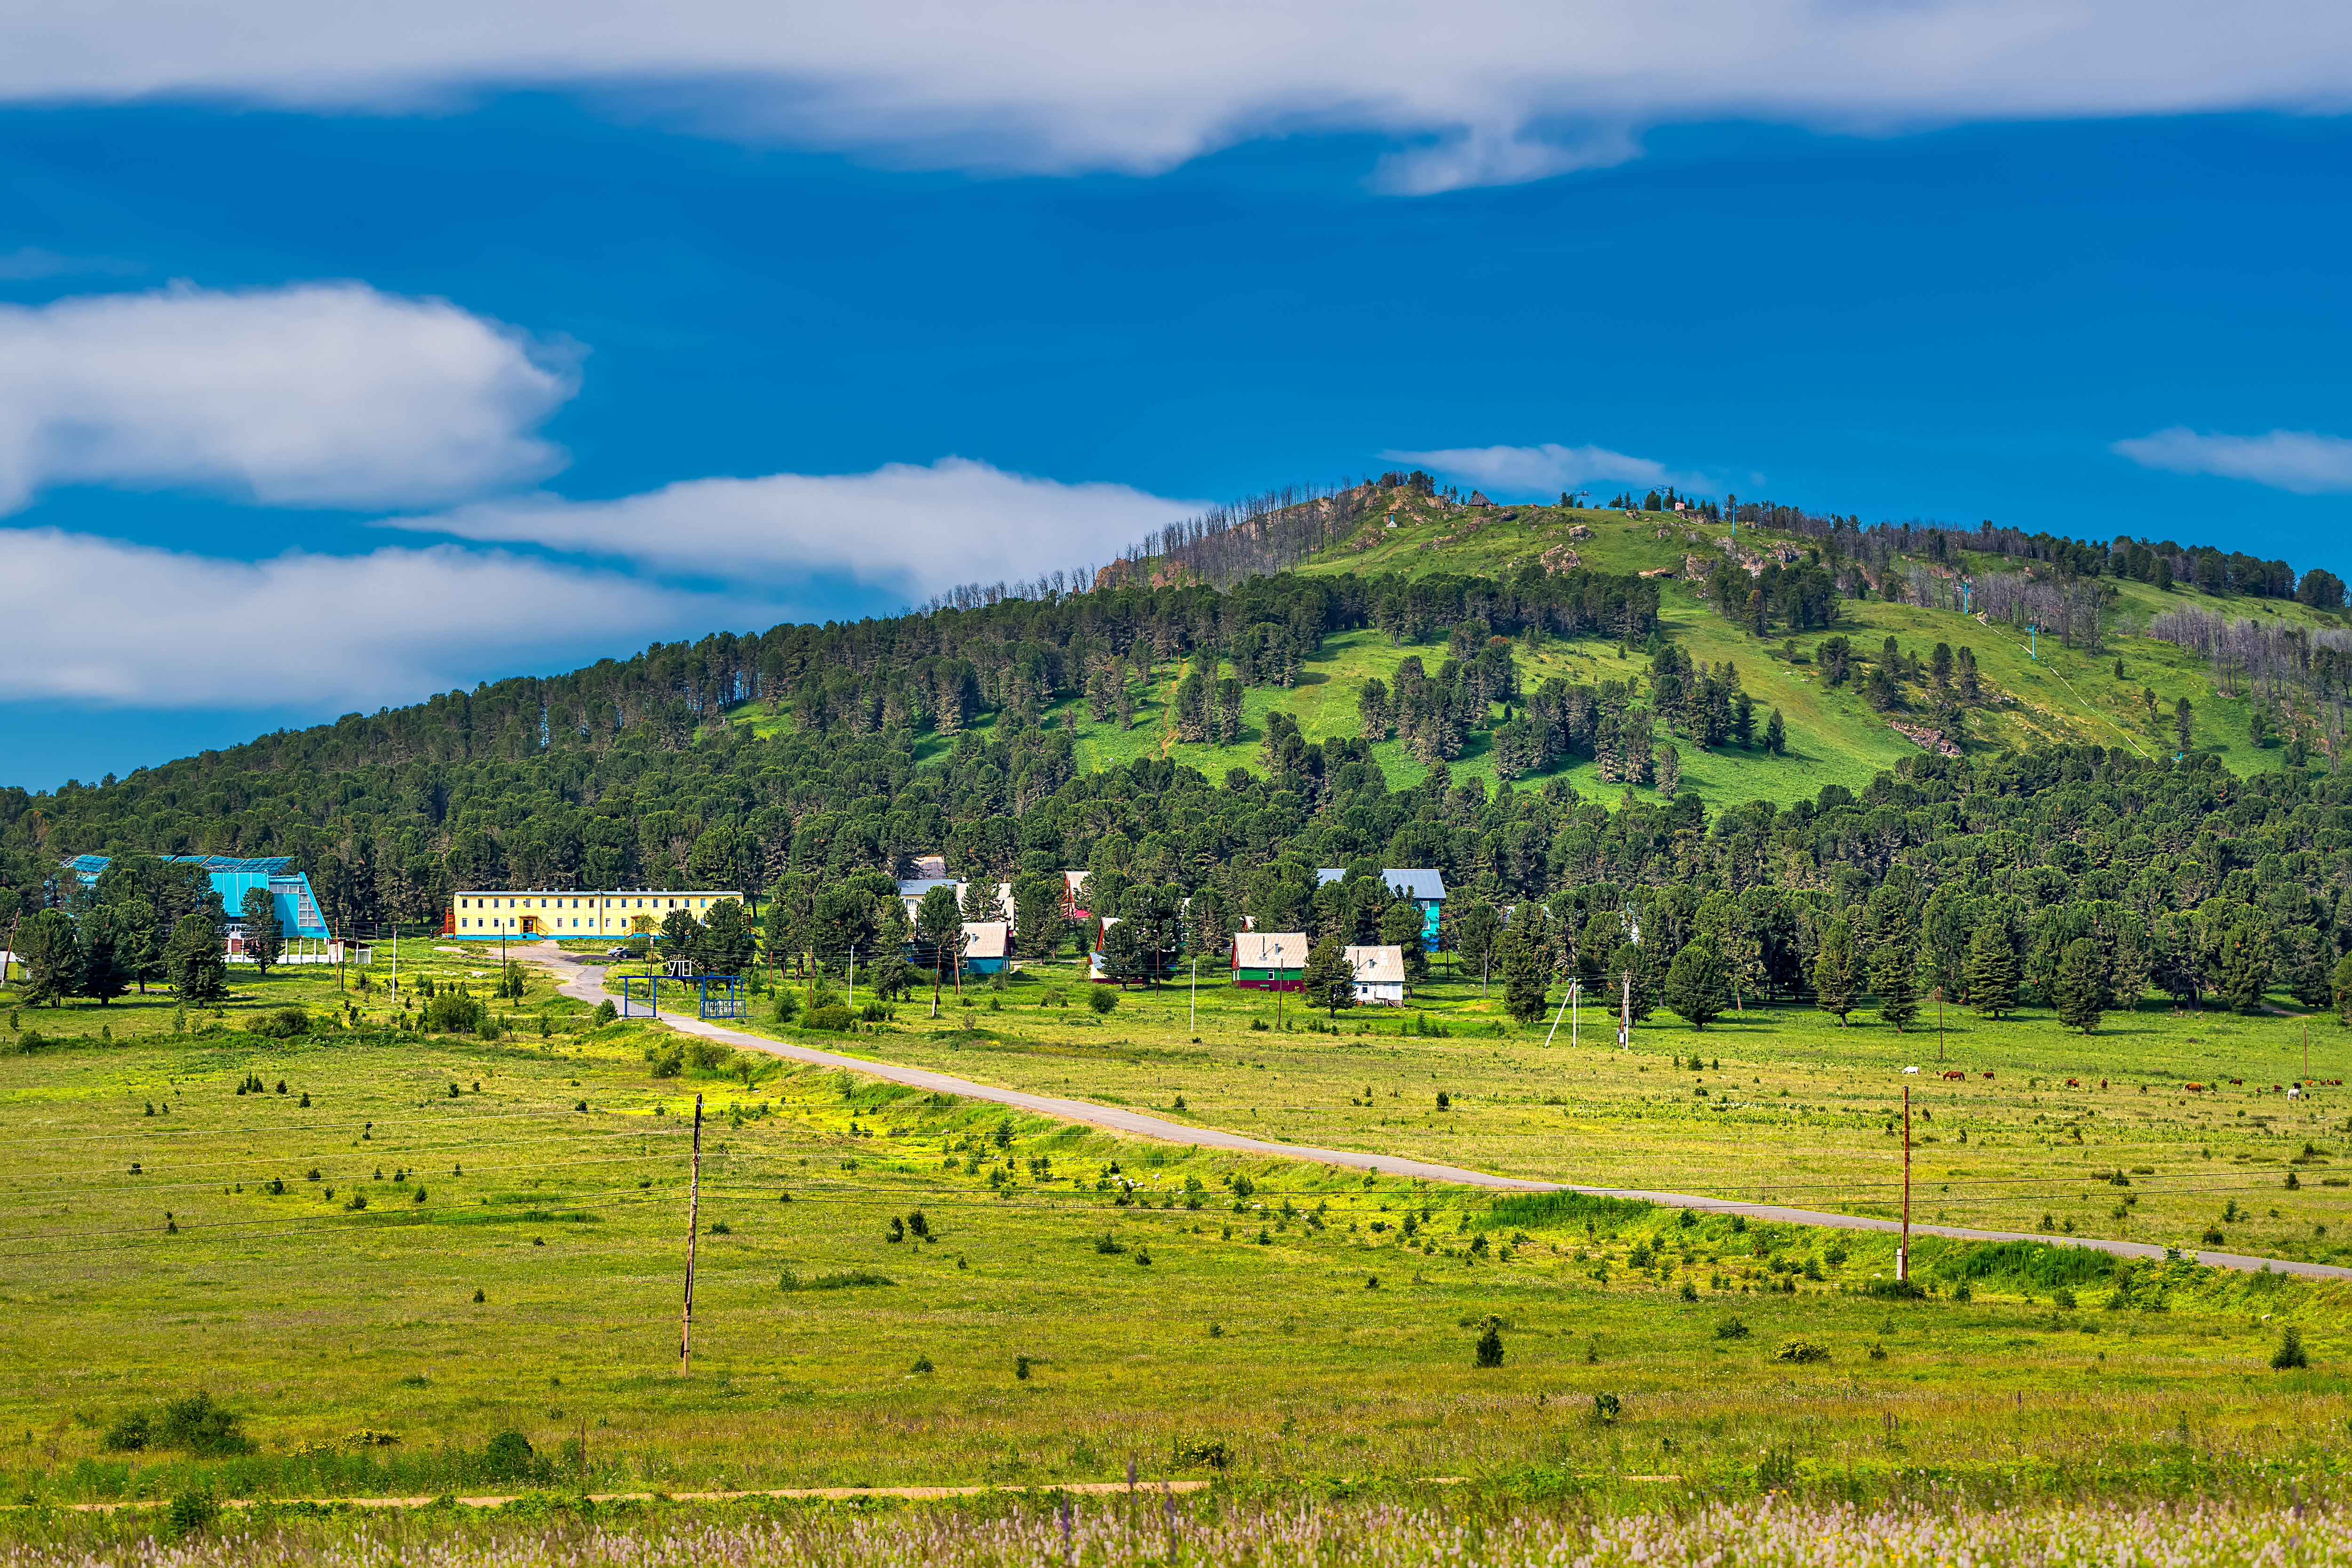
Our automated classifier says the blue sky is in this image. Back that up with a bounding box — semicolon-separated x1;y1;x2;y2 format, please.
4;5;2351;791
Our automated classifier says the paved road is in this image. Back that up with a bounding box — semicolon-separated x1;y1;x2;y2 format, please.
537;944;2352;1284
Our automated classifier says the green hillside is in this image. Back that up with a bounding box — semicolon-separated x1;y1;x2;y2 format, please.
730;495;2324;810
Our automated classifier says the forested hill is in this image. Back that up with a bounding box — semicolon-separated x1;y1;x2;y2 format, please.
4;481;2351;1024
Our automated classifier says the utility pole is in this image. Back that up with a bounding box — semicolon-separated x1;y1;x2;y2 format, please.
1936;987;1945;1062
1898;1086;1912;1283
1190;957;1197;1035
848;944;857;1015
680;1092;703;1376
1572;981;1579;1048
1619;971;1632;1048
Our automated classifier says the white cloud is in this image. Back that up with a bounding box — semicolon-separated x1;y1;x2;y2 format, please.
0;282;576;514
4;2;2351;190
0;528;712;708
392;456;1204;599
2114;427;2352;494
1384;442;1705;497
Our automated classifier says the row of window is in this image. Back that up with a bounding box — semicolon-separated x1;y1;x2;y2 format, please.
459;917;606;930
455;896;723;911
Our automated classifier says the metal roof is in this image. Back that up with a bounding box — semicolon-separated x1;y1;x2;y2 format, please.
65;853;292;876
1314;867;1446;901
1232;932;1309;967
1343;945;1407;984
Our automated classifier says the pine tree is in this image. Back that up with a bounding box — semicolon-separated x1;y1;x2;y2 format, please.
239;885;283;977
79;906;133;1005
1501;920;1549;1026
1662;938;1729;1031
1812;920;1858;1027
2333;951;2352;1027
2056;937;2108;1033
1964;925;2017;1019
1764;707;1786;756
16;910;81;1009
1654;742;1681;796
1873;939;1919;1032
1379;899;1429;994
1300;937;1357;1019
164;914;227;1004
2218;918;2273;1013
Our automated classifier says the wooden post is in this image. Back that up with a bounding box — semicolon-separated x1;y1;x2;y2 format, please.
1898;1086;1912;1282
680;1092;703;1375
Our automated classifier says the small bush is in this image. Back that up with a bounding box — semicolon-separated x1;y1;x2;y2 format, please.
246;1006;312;1039
1473;1323;1504;1368
1772;1337;1832;1364
1591;1391;1622;1423
102;1409;152;1452
2273;1326;2310;1370
803;1004;856;1032
155;1401;256;1457
483;1429;539;1480
166;1487;219;1538
771;990;801;1023
422;992;488;1035
1015;1355;1033;1380
1086;987;1118;1015
911;1354;935;1373
1714;1316;1750;1340
1176;1438;1231;1470
592;1000;617;1027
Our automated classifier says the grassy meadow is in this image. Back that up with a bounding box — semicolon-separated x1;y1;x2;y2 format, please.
5;943;2352;1512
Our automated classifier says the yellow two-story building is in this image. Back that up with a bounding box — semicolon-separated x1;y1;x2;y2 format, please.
445;889;742;940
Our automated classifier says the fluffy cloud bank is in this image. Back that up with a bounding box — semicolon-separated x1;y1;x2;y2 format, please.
1383;442;1705;496
0;528;708;708
396;457;1205;599
4;2;2350;190
2114;427;2352;494
0;282;574;513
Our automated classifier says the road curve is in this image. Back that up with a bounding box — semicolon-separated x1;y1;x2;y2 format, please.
534;944;2352;1285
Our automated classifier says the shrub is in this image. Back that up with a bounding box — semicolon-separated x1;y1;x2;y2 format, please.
1714;1316;1750;1340
592;1000;617;1027
1772;1337;1831;1364
686;1038;734;1071
483;1428;540;1480
102;1409;152;1452
147;1393;255;1456
1176;1438;1231;1470
2273;1326;2310;1370
166;1487;219;1538
2053;1289;2078;1310
1591;1391;1622;1422
1086;987;1118;1015
247;1006;312;1039
1473;1323;1504;1368
647;1043;684;1077
1015;1355;1033;1379
421;992;487;1035
803;1004;856;1032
